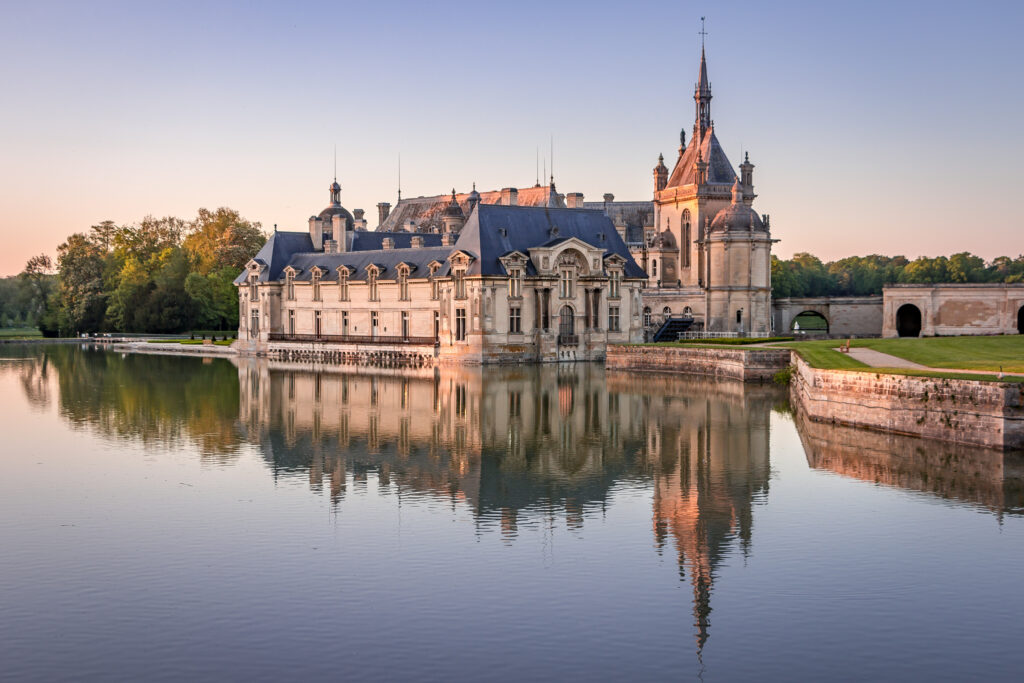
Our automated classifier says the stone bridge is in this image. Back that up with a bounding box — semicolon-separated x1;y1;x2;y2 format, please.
772;296;883;337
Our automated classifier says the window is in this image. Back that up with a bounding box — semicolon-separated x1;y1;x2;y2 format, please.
248;274;258;301
429;265;440;300
682;209;692;267
314;310;322;338
368;269;379;301
609;269;621;299
312;270;321;301
398;269;409;301
736;309;743;325
663;307;671;318
454;268;466;299
683;306;693;316
433;311;440;340
287;309;295;336
401;311;410;338
285;271;295;300
249;308;259;338
643;306;651;327
371;311;378;336
651;259;657;277
341;310;349;335
509;267;522;298
455;308;466;341
338;270;349;301
509;306;521;334
609;306;620;332
559;268;574;299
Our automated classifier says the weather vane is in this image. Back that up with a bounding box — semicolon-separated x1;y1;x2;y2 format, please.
699;16;708;47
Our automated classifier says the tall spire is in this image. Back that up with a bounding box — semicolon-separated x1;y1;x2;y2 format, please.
694;19;712;139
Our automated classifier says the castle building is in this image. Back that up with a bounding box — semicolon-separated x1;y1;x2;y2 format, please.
235;183;647;364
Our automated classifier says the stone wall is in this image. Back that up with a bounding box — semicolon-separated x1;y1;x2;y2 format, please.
882;283;1024;337
772;296;883;338
605;345;791;382
792;354;1024;450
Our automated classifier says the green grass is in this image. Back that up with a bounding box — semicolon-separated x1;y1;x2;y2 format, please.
0;327;42;339
777;335;1024;379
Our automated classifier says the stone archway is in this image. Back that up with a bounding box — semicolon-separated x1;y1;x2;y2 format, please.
896;304;922;337
791;310;829;335
1018;305;1024;334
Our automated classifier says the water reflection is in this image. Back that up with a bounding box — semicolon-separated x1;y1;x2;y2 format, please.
236;359;779;651
793;405;1024;516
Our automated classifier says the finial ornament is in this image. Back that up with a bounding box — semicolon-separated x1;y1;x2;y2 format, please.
699;16;708;48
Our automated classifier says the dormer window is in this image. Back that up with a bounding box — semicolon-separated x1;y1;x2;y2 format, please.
559;267;574;299
248;273;258;302
609;269;621;299
285;270;295;301
338;268;350;301
398;267;410;301
429;263;440;300
454;268;466;299
368;267;379;301
311;269;322;302
509;267;522;299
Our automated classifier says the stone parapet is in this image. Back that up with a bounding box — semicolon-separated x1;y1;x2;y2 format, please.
262;341;437;368
792;354;1024;450
604;344;791;382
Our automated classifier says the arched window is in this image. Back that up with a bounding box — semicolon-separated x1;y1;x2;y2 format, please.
559;305;575;336
683;306;693;317
651;259;657;277
643;306;652;327
681;209;691;267
663;307;671;318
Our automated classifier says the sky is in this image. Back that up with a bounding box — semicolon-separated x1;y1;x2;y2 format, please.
1;0;1021;276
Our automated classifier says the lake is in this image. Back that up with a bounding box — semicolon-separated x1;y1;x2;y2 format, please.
2;344;1023;682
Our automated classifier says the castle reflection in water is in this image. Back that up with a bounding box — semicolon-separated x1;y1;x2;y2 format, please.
5;344;1024;652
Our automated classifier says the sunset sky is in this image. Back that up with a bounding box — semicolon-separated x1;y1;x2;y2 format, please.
1;0;1020;276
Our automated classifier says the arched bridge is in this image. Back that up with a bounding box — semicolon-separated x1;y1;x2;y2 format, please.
772;297;883;338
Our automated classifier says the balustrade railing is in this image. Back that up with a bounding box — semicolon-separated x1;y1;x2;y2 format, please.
557;333;580;346
268;333;437;345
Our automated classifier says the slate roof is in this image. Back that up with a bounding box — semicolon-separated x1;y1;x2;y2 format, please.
350;231;443;250
378;184;564;232
234;231;314;284
582;200;654;245
442;204;646;279
665;127;738;189
283;247;452;282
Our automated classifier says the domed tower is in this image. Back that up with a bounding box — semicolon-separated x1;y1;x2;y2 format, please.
309;179;355;252
466;183;481;214
702;179;774;335
441;189;466;233
653;154;668;193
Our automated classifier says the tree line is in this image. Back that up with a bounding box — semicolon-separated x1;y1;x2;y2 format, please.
8;208;265;336
771;252;1024;298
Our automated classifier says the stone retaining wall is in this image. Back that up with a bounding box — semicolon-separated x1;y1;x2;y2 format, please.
605;345;791;382
263;341;437;368
792;354;1024;450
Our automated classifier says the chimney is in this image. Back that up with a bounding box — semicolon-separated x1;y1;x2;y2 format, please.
377;202;391;226
566;192;584;209
352;208;367;231
411;236;424;249
382;237;394;250
442;233;456;246
500;187;518;206
602;193;615;216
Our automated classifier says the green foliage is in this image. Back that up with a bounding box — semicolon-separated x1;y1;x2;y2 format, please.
772;251;1024;297
773;365;795;385
39;208;265;335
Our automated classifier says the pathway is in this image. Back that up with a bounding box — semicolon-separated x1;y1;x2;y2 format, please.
842;347;1024;378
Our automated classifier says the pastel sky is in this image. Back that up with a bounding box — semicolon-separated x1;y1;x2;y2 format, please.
1;0;1021;276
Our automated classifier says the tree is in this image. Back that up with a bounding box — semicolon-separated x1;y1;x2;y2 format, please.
55;233;108;334
184;207;264;275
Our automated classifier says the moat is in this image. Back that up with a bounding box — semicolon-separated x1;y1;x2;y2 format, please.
2;344;1024;681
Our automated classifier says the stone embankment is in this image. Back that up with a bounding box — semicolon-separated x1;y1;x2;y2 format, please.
791;354;1024;450
604;345;791;382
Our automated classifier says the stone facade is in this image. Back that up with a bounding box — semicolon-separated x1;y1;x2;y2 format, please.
792;354;1024;450
883;283;1024;337
772;296;884;338
605;345;791;382
235;185;646;363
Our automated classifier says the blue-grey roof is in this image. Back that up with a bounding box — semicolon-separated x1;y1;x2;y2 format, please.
283;247;451;282
444;204;646;279
350;231;443;250
234;231;314;284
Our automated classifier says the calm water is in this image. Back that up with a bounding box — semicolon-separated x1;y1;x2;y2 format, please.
2;345;1023;682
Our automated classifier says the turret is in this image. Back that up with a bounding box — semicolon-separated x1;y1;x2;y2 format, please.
739;152;755;205
654;153;668;192
694;150;708;186
467;183;481;214
441;189;466;233
693;47;712;140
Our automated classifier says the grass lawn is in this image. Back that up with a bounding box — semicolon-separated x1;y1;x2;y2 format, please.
0;327;42;339
777;335;1024;377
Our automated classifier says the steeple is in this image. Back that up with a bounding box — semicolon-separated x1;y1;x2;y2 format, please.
694;46;712;140
329;179;341;206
